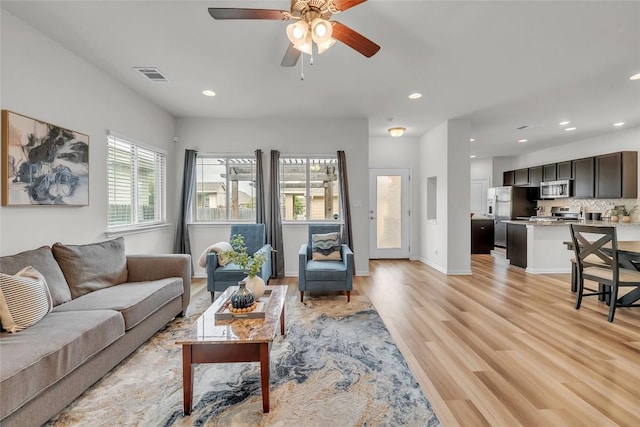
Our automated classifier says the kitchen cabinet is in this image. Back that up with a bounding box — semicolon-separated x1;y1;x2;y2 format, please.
595;151;638;198
506;223;527;268
542;163;557;182
573;157;595;198
503;170;515;186
557;161;573;180
529;166;543;186
471;219;494;254
514;168;529;185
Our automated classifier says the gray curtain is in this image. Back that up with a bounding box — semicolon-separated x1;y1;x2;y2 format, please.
268;150;285;278
174;149;197;259
337;150;354;272
255;149;266;225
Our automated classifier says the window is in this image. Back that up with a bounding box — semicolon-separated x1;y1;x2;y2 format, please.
107;134;166;228
194;155;256;222
279;156;340;221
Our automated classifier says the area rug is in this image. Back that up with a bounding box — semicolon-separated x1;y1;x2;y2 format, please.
47;289;440;426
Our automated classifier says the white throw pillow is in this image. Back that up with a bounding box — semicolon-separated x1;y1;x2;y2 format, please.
0;266;53;333
198;241;234;268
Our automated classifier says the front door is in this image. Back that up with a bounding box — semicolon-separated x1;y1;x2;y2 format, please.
369;169;410;259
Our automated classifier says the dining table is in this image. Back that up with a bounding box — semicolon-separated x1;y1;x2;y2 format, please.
564;240;640;305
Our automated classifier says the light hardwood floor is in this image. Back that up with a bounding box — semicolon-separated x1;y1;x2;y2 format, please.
195;252;640;426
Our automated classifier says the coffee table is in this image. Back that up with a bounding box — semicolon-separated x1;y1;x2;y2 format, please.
176;285;287;414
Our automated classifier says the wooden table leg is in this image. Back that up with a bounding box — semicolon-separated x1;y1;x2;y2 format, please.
259;343;270;413
182;344;193;415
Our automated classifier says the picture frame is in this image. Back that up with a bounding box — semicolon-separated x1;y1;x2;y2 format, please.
1;110;89;206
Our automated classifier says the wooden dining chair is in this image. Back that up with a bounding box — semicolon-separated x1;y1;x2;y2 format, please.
569;224;640;322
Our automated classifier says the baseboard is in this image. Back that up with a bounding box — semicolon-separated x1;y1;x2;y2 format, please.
526;267;571;274
418;258;472;275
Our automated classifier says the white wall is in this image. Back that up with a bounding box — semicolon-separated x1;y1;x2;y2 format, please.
419;119;472;275
0;11;177;256
175;117;370;278
369;135;420;259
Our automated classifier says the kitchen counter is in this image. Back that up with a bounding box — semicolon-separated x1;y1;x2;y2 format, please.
503;219;640;227
501;220;640;274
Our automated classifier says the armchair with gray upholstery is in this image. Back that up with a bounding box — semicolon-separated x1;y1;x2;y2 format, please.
206;224;272;299
298;224;354;302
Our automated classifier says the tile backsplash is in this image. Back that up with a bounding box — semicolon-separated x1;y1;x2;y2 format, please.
537;198;640;222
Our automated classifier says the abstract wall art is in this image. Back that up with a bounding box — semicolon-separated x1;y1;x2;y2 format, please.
1;110;89;206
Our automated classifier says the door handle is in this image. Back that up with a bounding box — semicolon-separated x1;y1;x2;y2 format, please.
370;216;376;220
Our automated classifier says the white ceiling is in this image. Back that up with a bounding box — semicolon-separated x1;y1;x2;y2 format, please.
2;0;639;158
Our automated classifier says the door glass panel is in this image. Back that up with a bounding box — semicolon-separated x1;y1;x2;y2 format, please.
376;175;401;248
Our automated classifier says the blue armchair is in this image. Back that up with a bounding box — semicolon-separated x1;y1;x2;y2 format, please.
298;224;354;302
206;224;272;299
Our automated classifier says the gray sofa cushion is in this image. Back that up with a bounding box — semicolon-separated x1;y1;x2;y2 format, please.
0;246;71;306
52;238;128;299
53;278;183;330
0;310;124;420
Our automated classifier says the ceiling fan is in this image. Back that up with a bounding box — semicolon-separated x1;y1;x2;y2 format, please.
208;0;380;67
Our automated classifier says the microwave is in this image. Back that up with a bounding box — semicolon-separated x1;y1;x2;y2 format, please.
540;180;572;199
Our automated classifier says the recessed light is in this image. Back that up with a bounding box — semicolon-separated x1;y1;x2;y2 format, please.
518;139;528;143
408;93;422;99
470;138;475;142
470;155;476;158
559;121;570;126
202;90;216;97
565;127;576;131
630;73;640;80
613;122;625;127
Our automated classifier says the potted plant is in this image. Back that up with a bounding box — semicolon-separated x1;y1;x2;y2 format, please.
620;205;637;223
223;234;267;298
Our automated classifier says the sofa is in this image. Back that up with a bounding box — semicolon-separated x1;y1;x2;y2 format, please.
0;238;191;427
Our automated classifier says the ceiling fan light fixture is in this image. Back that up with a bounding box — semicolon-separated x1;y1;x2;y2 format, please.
317;38;336;54
294;32;313;55
311;18;333;44
388;127;406;137
286;20;308;44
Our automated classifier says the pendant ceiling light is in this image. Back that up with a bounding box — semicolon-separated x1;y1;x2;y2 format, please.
287;17;334;55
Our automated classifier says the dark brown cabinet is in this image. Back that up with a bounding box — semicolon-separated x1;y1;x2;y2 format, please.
471;219;494;254
573;157;595;198
503;170;515;186
542;163;557;182
557;161;573;179
595;151;638;198
506;223;527;268
528;166;543;187
514;168;529;185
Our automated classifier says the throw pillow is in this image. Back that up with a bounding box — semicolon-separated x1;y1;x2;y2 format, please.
52;237;128;299
0;266;53;333
198;241;234;268
311;232;342;261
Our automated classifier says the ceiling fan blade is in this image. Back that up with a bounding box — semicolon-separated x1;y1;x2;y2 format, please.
208;8;289;20
331;22;380;58
281;43;302;67
332;0;367;13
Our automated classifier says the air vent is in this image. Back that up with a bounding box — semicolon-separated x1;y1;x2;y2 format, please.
134;67;170;83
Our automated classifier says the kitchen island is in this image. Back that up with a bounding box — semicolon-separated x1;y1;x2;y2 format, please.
502;220;640;274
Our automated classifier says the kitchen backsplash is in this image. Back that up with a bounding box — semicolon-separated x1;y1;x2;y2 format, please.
537;198;640;222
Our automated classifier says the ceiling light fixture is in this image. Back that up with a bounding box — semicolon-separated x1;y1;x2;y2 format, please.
613;122;625;127
470;138;475;142
388;127;406;137
286;15;334;56
470;155;476;159
408;93;422;99
202;90;216;97
518;139;528;143
559;121;570;126
630;73;640;80
565;127;576;131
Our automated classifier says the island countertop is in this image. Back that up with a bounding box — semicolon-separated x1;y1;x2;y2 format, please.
502;219;640;227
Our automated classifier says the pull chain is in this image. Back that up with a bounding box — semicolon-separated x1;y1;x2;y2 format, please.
300;52;304;80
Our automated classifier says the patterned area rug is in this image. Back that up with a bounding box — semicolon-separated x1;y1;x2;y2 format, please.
48;289;440;426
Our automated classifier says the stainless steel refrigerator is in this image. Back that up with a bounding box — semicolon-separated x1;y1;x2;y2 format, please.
487;186;535;247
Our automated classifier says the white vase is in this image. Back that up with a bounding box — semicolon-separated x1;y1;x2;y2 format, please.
244;275;265;299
